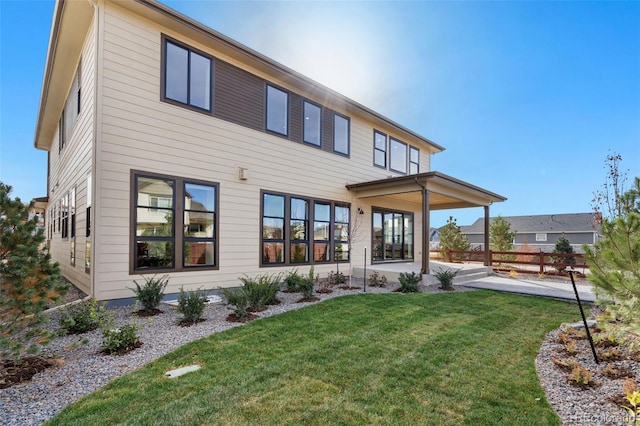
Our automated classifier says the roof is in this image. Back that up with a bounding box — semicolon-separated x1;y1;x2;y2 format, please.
346;171;507;209
34;0;446;154
459;213;599;234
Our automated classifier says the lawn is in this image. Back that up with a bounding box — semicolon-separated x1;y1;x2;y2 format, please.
47;291;581;425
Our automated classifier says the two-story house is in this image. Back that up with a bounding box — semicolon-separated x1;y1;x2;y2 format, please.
34;0;506;302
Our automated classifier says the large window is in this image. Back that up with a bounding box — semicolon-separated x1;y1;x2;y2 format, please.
61;193;69;239
262;192;349;266
132;172;218;272
409;146;420;174
266;85;288;136
163;38;212;112
59;61;81;153
390;138;407;174
303;101;321;146
372;209;414;262
333;113;350;155
374;131;387;168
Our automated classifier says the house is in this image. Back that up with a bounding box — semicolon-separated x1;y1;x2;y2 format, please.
459;213;600;253
33;0;506;302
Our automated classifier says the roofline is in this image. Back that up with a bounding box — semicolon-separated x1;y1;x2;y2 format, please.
346;171;507;202
134;0;445;153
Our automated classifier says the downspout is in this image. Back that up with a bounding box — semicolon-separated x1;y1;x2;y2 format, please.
88;0;100;298
414;177;430;275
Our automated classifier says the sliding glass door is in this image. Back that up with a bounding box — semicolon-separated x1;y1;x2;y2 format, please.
372;209;414;262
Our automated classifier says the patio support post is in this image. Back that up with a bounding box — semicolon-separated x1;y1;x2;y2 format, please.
421;188;430;275
484;205;490;266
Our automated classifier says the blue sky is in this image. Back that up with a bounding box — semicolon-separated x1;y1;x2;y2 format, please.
1;0;639;227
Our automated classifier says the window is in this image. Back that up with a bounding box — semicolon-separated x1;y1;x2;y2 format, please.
61;193;69;239
334;205;350;261
372;209;414;262
266;85;288;136
132;172;218;272
262;192;349;266
59;61;81;153
409;146;419;174
333;113;350;155
374;131;387;168
70;188;76;239
163;38;212;111
536;233;547;242
390;138;407;174
303;101;321;146
86;173;91;238
262;193;285;264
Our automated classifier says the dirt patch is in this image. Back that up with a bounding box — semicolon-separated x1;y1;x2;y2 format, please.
101;341;143;356
0;357;59;389
134;308;164;317
226;313;259;323
297;297;321;303
178;318;206;327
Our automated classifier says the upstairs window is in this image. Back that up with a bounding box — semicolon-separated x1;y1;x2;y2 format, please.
163;38;212;112
409;146;420;174
390;138;407;174
333;113;350;155
59;61;81;153
266;85;288;136
374;131;387;168
303;101;321;146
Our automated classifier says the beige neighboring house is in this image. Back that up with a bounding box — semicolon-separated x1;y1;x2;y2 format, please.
34;0;506;302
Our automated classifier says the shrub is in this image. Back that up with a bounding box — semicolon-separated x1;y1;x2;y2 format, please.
328;270;347;286
565;340;578;355
299;266;315;299
129;275;168;313
102;324;141;355
368;271;387;288
569;364;594;386
284;269;304;292
58;298;102;335
551;357;578;372
438;216;470;261
552;234;576;272
398;272;421;293
0;182;66;361
240;273;281;309
433;268;457;290
223;287;250;318
177;287;208;323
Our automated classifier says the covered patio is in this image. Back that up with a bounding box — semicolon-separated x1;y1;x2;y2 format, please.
346;171;506;275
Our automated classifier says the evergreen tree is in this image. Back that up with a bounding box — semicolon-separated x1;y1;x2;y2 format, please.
438;216;470;261
0;182;66;361
551;233;576;272
489;216;516;252
585;176;640;344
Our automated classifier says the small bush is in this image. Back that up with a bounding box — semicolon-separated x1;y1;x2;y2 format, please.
569;364;595;386
240;273;281;309
284;270;304;292
177;287;208;323
58;298;101;335
433;268;458;290
328;270;347;286
398;272;421;293
223;287;250;318
299;266;315;299
551;357;578;372
102;324;140;355
129;275;168;313
368;271;388;288
565;340;578;355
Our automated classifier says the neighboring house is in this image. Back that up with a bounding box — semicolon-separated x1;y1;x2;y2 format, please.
459;213;600;253
429;228;441;250
33;0;506;301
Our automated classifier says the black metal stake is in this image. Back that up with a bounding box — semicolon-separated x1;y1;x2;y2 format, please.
568;268;599;364
363;247;367;293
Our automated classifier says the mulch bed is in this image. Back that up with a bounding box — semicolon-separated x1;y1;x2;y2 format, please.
267;299;282;306
316;288;333;294
248;306;268;313
101;341;143;356
178;318;206;327
134;309;164;317
338;286;361;290
226;313;259;323
297;297;321;303
0;356;59;389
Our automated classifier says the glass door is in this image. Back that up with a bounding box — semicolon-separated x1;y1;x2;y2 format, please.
372;209;414;262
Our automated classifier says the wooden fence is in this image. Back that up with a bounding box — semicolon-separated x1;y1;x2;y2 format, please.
431;249;587;274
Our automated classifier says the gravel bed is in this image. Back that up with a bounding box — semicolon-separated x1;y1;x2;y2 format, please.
1;281;474;425
536;327;638;426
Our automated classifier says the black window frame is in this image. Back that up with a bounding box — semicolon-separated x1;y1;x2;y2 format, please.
260;191;350;267
130;170;219;274
161;35;214;114
265;84;289;137
332;113;350;156
373;130;387;169
389;137;408;175
409;146;420;174
302;100;322;147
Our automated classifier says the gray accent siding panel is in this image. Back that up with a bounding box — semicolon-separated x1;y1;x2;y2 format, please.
214;59;263;131
289;93;302;143
321;108;334;153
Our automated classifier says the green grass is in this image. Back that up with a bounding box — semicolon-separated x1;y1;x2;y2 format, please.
47;291;582;425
